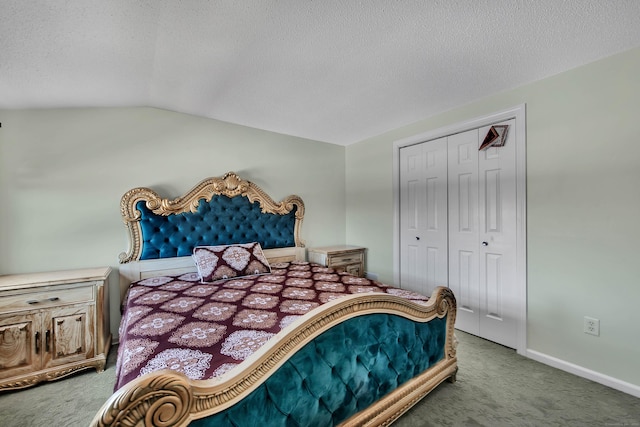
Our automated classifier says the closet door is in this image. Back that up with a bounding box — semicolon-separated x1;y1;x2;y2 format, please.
447;129;480;336
399;138;448;296
399;119;519;349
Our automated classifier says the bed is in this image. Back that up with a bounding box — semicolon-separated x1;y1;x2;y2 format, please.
91;172;457;427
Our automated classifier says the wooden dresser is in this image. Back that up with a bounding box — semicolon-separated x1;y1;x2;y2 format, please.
308;245;366;277
0;267;111;391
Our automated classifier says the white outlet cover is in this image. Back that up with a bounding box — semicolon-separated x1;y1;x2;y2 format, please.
584;316;600;336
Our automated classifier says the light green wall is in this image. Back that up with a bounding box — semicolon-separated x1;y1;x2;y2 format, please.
346;47;640;388
0;107;346;336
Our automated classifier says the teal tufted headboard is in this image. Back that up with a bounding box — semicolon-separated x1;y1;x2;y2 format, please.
118;172;305;263
136;196;298;260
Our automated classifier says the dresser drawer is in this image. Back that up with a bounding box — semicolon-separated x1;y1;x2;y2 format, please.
0;284;94;313
328;252;364;267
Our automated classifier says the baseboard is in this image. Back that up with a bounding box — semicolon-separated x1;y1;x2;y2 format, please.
526;349;640;398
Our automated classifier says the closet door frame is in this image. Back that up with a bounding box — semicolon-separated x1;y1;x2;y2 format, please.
392;104;527;355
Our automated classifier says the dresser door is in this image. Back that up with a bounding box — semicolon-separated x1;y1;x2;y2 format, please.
42;305;95;369
0;313;41;380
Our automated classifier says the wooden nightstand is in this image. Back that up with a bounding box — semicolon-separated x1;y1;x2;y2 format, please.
0;267;111;391
308;245;366;277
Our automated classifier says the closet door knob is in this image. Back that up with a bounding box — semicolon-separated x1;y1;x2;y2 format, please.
482;241;488;246
416;236;420;240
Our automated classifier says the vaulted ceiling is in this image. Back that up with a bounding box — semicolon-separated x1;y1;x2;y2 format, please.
2;1;640;145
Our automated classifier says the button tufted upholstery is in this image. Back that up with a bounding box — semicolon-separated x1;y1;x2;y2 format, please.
138;195;297;260
191;313;447;427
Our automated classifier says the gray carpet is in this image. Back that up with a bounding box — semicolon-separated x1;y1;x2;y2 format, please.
395;332;640;427
0;331;638;426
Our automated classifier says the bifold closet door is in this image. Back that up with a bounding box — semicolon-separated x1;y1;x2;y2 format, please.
400;119;518;349
399;137;448;297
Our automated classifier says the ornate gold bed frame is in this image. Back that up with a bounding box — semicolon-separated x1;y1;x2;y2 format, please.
93;172;458;426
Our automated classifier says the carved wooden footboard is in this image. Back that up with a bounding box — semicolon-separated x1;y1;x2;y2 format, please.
91;287;457;427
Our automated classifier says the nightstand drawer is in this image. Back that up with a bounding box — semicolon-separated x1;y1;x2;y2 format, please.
328;252;364;267
344;264;362;277
0;284;94;312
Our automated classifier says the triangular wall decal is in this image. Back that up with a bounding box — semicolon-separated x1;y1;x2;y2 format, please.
479;125;509;150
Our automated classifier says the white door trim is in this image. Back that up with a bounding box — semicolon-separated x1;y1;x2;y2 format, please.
392;104;527;355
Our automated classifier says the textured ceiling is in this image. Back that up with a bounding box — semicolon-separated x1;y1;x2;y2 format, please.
2;1;640;145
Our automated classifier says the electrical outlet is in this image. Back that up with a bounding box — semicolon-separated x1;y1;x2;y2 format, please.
584;316;600;336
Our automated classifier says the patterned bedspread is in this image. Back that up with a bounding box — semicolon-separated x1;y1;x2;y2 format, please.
114;261;429;391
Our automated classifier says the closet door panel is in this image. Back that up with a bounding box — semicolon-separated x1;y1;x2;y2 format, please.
400;138;448;296
478;119;518;348
400;143;424;294
448;129;480;334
